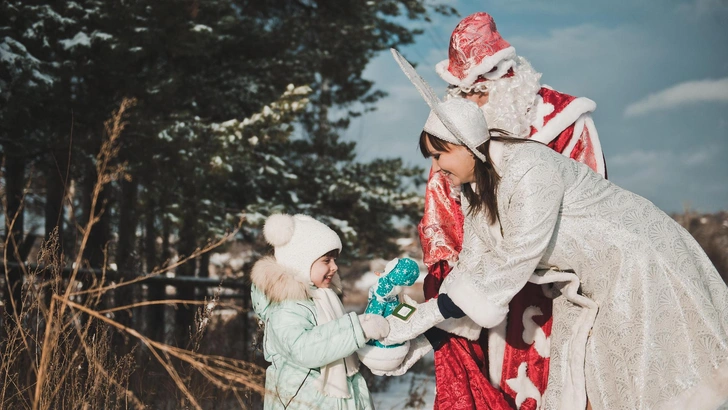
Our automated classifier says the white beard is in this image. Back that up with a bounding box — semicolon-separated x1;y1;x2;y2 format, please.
479;57;542;138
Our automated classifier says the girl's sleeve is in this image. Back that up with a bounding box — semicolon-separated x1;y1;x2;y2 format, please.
267;306;367;369
444;155;566;328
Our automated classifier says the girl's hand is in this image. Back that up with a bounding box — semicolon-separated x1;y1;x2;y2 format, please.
358;314;390;340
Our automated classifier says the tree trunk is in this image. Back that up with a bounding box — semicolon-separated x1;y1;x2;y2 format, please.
44;150;68;257
175;185;197;347
145;194;166;342
2;153;26;318
82;171;110;271
197;252;210;301
80;165;111;314
114;177;138;349
174;215;197;347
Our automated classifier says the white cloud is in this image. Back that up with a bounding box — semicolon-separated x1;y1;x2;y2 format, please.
505;24;663;99
485;0;672;14
624;77;728;117
609;147;716;169
510;24;656;68
607;146;725;212
676;0;728;17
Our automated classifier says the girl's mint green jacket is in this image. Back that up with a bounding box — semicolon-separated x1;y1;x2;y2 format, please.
251;256;375;409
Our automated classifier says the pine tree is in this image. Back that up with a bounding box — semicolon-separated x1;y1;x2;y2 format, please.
1;0;455;344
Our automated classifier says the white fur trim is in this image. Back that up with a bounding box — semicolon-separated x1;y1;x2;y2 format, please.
482;58;517;81
436;59;464;87
522;306;550;358
560;115;586;158
356;341;410;372
530;96;596;145
263;213;295;247
444;277;509;329
488;319;507;388
558;114;606;178
665;357;728;409
435;316;482;340
528;271;598;410
445;59;519;95
250;256;310;303
436;47;517;88
383;258;399;275
506;362;542;408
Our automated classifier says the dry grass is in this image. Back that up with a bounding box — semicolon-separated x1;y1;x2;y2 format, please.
1;99;266;409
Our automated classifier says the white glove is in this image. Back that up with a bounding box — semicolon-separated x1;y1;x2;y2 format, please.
370;335;433;377
358;314;390;340
378;294;445;346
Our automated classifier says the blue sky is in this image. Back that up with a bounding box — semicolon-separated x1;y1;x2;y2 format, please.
343;0;728;213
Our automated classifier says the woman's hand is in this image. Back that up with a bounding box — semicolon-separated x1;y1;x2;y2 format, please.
378;294;446;345
370;335;433;376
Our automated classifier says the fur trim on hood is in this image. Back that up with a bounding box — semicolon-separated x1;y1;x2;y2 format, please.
251;256;344;303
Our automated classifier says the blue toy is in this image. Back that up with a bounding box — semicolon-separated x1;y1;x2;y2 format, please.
364;257;420;345
357;257;420;372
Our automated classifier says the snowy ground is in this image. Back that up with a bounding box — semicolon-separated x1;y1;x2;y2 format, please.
370;352;436;410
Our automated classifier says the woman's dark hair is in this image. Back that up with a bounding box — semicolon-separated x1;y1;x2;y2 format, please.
419;129;539;225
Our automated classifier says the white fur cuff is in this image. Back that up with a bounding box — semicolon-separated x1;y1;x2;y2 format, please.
444;278;509;329
436;316;482;340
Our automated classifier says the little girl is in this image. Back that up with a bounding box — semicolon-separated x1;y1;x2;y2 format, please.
251;213;388;409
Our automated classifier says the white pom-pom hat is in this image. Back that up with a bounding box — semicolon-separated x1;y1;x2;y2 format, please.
263;214;342;283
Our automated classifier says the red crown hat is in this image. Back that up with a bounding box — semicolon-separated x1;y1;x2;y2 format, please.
436;12;516;89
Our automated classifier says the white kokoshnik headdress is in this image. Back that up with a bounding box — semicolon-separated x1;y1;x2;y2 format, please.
390;48;489;162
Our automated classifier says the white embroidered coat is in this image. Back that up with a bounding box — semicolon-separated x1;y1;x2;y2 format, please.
442;142;728;410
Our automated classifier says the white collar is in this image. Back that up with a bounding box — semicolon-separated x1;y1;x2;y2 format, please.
488;139;505;174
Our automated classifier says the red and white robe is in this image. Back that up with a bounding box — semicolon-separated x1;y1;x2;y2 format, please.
420;87;606;410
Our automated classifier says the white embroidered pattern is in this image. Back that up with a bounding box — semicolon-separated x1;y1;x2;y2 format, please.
380;297;445;346
448;142;728;409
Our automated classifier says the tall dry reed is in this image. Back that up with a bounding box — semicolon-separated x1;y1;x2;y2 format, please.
1;98;266;409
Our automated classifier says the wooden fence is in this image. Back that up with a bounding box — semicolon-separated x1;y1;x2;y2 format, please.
0;261;254;349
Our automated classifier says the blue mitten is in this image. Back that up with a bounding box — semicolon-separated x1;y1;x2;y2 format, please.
364;257;421;329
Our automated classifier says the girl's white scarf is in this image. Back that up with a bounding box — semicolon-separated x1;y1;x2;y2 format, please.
310;287;360;398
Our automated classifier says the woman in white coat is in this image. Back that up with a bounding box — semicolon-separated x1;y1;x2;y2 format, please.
380;49;728;410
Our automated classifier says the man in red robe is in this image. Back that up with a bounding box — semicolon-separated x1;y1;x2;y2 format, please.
420;12;607;409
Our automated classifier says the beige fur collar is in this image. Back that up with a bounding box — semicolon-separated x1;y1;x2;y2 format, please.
250;256;344;303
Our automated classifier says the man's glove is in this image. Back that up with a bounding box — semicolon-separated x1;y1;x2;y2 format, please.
370;335;432;377
358;313;390;340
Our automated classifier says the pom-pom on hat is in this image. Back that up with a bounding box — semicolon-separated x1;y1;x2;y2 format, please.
263;214;342;284
435;12;516;89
